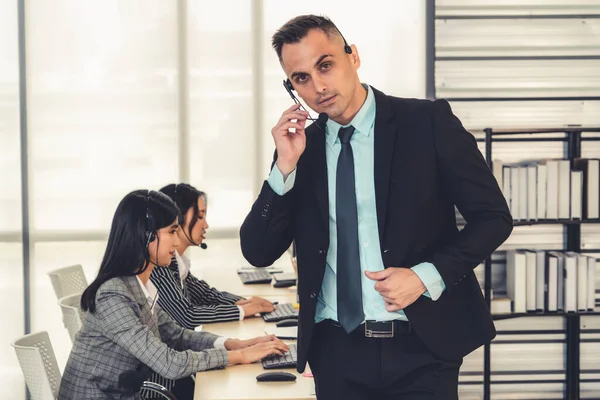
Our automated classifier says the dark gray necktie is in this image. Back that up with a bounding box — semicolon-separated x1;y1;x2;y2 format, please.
336;125;364;333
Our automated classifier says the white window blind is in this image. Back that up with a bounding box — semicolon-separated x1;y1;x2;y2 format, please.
0;0;21;233
26;0;179;234
187;1;255;229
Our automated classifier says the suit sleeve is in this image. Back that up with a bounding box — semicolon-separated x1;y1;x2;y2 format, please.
240;152;297;267
152;269;242;329
155;303;223;352
430;99;513;289
186;273;242;305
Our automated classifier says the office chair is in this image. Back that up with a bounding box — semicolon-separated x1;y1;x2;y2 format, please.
58;294;84;342
47;264;88;300
12;331;61;400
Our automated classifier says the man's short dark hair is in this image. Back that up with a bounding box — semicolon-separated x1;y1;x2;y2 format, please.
272;15;343;62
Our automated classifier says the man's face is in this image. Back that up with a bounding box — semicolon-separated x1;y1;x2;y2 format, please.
280;29;360;122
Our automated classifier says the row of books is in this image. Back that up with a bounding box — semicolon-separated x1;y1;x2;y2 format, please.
492;158;600;221
497;250;597;314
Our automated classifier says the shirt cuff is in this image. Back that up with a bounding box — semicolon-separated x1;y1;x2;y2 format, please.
266;164;297;196
213;337;227;350
237;305;245;321
411;262;446;301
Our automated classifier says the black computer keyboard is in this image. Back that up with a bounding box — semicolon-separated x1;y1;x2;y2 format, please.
262;343;298;369
238;270;273;284
262;303;299;322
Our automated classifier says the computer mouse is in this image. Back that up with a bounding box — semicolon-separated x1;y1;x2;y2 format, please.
273;280;296;288
256;371;297;382
276;319;298;327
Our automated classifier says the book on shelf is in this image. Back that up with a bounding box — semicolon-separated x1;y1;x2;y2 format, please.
506;250;527;313
558;160;571;219
573;158;600;219
497;249;597;314
494;158;594;222
571;170;583;220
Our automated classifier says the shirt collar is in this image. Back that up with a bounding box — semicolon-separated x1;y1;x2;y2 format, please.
325;84;376;148
175;250;191;280
136;275;158;306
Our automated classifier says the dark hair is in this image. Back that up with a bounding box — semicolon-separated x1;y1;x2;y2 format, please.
272;14;344;62
81;190;179;312
159;183;207;238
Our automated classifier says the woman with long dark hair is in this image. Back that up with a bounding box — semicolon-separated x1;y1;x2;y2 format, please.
58;190;287;400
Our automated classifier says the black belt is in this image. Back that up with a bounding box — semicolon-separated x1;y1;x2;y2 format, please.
320;319;411;338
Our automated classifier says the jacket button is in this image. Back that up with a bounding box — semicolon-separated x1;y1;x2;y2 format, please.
309;292;317;299
318;249;325;255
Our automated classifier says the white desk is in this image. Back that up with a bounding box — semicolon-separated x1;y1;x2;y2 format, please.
194;317;315;400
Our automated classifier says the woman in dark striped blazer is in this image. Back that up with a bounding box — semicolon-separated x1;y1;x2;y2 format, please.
149;183;276;329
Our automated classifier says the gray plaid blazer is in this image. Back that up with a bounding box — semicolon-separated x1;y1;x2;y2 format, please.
58;275;228;399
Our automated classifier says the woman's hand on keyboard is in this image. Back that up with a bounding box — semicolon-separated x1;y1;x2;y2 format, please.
225;334;288;350
237;296;275;307
251;296;276;307
245;334;287;347
241;301;276;318
228;341;290;365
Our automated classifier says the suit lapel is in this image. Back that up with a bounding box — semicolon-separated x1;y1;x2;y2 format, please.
123;275;159;336
372;88;397;246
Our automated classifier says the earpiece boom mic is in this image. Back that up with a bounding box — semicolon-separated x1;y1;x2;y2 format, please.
182;229;208;250
317;112;329;132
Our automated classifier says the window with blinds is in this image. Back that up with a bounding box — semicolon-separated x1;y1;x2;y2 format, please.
187;0;256;229
26;0;180;234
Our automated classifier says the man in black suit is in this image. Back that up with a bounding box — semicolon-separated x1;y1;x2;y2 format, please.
240;14;512;399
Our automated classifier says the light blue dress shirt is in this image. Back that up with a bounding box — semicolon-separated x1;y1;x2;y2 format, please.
267;84;446;323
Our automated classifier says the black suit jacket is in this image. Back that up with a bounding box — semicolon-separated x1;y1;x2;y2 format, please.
240;87;513;372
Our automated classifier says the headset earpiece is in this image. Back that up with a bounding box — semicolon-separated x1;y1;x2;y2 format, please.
284;79;294;93
145;231;156;244
344;43;352;54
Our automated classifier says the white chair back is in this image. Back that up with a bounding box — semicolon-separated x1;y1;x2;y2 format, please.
47;264;87;299
12;331;61;400
58;293;83;342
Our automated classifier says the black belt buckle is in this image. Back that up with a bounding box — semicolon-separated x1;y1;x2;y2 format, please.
364;321;394;338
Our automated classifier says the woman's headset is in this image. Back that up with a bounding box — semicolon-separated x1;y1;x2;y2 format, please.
144;190;156;247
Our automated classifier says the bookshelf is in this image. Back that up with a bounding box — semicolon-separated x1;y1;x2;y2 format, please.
483;126;600;400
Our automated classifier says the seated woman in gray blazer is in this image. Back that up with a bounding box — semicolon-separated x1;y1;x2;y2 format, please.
58;190;287;400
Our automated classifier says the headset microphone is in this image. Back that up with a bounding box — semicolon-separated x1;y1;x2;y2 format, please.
317;113;329;130
182;227;208;250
